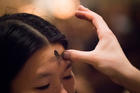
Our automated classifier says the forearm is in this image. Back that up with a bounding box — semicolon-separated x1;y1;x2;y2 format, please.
64;5;140;93
115;64;140;93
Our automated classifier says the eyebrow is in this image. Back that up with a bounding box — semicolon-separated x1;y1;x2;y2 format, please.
36;50;72;80
37;63;72;80
37;73;52;80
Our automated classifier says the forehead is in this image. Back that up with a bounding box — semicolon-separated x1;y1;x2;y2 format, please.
12;43;67;86
29;43;64;65
21;43;65;76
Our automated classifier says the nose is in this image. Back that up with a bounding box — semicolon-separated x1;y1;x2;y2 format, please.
60;84;68;93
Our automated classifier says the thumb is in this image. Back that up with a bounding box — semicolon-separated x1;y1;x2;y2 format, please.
63;49;95;64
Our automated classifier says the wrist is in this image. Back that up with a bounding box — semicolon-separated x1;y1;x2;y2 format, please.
112;62;140;92
110;60;134;84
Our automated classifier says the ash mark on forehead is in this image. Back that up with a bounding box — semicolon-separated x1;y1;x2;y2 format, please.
54;50;66;63
54;50;60;58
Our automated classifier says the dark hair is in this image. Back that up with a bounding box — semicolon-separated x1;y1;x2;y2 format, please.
0;13;68;93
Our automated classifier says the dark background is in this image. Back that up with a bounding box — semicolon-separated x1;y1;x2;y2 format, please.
69;0;140;93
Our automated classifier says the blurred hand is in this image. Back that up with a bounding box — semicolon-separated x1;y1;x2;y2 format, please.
63;5;135;82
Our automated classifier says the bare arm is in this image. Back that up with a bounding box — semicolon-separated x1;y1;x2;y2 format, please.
63;5;140;93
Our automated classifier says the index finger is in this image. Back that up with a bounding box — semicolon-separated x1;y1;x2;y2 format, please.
76;5;112;39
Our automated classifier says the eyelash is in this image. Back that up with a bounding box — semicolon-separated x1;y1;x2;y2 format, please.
63;75;72;80
35;84;50;90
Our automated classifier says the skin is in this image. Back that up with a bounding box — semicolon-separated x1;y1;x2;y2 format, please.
63;5;140;93
0;1;93;92
2;0;139;92
11;43;75;93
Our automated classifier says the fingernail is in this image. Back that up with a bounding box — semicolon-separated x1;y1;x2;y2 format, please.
62;51;71;60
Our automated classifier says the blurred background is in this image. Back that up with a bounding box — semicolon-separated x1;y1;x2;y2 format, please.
58;0;140;93
0;0;140;93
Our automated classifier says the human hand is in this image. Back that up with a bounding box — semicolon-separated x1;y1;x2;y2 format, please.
63;5;135;83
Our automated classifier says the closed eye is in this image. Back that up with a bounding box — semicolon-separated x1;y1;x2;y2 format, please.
63;75;72;80
35;84;50;90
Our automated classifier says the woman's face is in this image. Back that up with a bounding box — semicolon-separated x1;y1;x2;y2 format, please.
11;44;75;93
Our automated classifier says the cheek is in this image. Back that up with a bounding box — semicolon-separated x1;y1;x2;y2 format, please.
63;76;75;93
